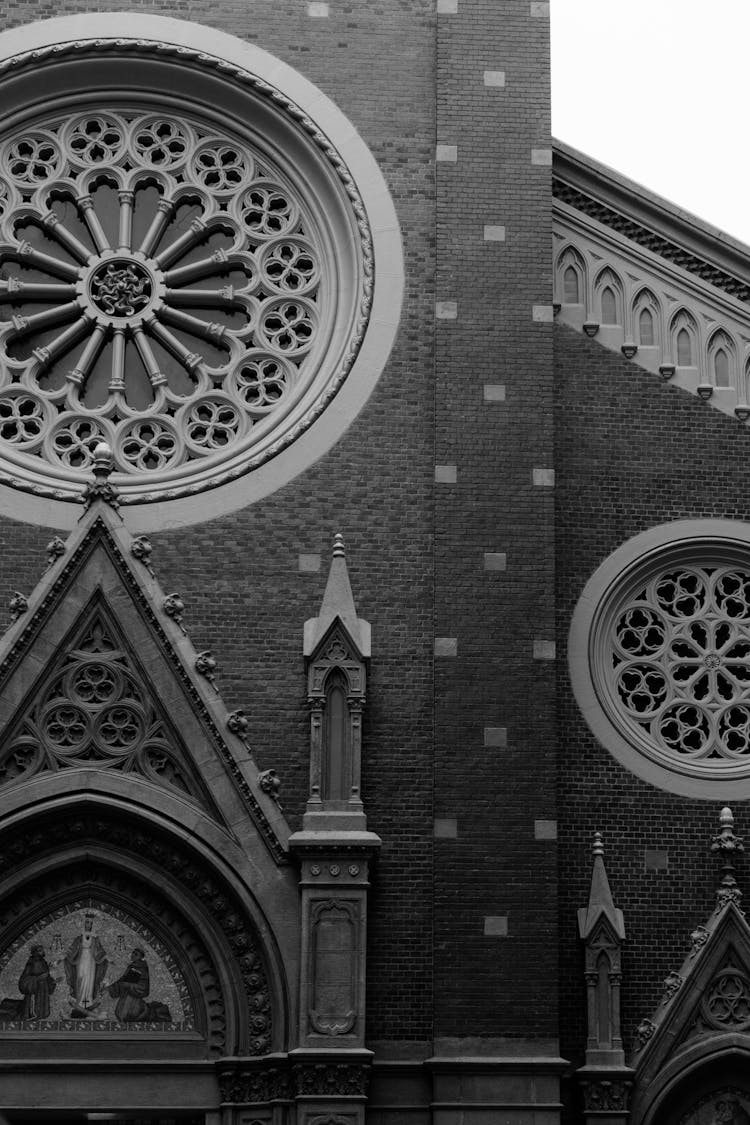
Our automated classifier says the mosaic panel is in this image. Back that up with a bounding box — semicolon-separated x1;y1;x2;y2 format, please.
0;899;195;1031
680;1089;750;1125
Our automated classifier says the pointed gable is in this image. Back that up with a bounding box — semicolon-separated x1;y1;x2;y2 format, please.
0;496;289;861
631;809;750;1092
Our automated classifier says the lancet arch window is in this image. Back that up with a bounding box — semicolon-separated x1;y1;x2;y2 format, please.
633;288;661;349
556;245;586;307
595;268;623;326
707;328;737;389
671;309;699;368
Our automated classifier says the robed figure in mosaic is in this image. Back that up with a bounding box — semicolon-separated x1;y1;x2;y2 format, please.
18;944;56;1019
64;912;108;1015
108;948;171;1023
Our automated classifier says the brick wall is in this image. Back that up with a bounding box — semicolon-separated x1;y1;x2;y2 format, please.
555;322;750;1118
432;0;557;1038
0;0;561;1050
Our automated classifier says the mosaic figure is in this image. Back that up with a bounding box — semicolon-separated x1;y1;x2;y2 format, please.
18;944;56;1019
64;911;108;1016
711;1098;750;1125
108;948;171;1023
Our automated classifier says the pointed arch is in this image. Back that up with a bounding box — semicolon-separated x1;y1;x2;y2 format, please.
670;308;699;367
556;245;587;307
632;288;662;349
595;266;624;325
0;792;293;1060
707;328;737;389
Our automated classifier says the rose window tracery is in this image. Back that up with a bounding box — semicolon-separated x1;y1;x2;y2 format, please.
0;103;367;502
606;566;750;762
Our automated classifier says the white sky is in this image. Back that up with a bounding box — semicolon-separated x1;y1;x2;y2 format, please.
550;0;750;247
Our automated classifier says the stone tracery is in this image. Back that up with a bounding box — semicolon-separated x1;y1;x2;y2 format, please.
608;566;750;762
0;611;208;802
0;106;339;496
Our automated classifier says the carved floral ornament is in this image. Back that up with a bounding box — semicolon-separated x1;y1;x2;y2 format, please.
0;37;374;511
569;526;750;797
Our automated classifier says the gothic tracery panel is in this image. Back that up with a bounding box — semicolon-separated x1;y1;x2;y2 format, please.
0;607;209;804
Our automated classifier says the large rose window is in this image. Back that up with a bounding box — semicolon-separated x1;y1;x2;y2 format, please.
0;103;369;503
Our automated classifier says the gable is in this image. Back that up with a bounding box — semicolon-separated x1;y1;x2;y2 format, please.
0;504;288;861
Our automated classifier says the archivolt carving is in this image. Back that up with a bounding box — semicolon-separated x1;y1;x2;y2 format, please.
0;608;208;803
0;812;274;1054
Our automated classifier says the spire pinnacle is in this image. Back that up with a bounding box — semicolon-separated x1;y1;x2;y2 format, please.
303;531;370;657
711;805;744;912
578;831;625;941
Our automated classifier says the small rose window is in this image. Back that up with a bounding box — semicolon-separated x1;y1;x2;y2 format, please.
569;524;750;797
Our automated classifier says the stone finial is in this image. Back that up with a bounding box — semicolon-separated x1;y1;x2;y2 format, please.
592;830;604;857
712;807;744;854
712;806;744;913
82;440;120;509
332;532;345;558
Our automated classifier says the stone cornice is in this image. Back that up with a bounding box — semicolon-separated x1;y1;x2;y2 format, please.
553;140;750;304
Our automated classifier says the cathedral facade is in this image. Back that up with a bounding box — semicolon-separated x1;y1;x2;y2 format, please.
0;3;745;1124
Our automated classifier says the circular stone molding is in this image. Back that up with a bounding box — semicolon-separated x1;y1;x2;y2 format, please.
569;520;750;799
0;15;403;530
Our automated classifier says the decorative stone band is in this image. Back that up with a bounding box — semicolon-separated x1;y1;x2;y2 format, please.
217;1059;372;1103
553;178;750;302
553;203;750;425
